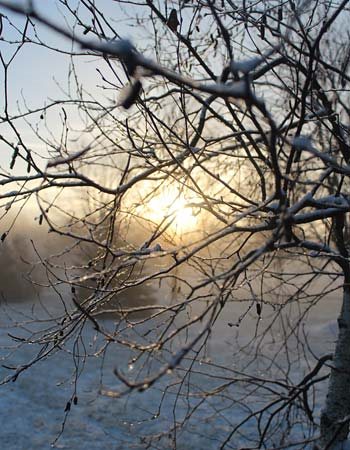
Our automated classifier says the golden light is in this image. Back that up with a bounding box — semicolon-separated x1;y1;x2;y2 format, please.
147;188;198;235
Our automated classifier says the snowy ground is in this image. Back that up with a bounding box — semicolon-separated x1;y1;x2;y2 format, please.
0;288;344;449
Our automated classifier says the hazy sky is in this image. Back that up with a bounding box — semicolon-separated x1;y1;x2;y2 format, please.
0;1;135;172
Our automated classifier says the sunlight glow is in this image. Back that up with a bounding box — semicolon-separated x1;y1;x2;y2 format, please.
147;188;198;234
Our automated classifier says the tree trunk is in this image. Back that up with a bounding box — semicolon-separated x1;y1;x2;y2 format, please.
319;215;350;449
319;284;350;448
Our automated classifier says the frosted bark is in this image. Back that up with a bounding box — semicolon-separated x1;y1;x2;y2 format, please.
320;284;350;449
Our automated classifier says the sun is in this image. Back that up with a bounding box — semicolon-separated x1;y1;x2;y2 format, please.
147;188;198;234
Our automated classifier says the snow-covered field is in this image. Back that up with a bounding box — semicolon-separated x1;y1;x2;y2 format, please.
0;285;342;450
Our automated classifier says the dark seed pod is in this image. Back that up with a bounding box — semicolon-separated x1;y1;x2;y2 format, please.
167;9;179;33
83;26;91;35
278;7;283;22
260;14;266;39
1;232;8;242
260;24;265;39
64;401;71;412
119;80;143;109
73;396;78;405
39;214;43;225
256;303;262;316
10;147;19;170
26;152;31;173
